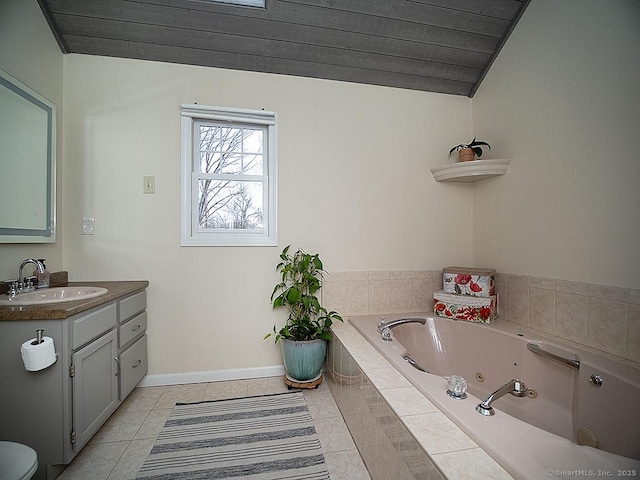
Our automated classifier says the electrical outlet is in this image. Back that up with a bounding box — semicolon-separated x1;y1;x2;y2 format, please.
143;176;155;194
82;217;95;235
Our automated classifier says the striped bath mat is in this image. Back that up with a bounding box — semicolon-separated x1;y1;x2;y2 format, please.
136;392;329;480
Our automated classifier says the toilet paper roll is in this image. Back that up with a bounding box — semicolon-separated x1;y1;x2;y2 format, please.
21;336;57;371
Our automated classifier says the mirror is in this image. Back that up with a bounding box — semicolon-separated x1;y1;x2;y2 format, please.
0;68;56;243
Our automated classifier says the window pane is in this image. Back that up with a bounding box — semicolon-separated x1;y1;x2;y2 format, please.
219;127;243;153
218;153;242;174
199;151;222;173
243;153;263;175
198;125;264;175
198;180;263;230
243;129;263;154
199;125;219;151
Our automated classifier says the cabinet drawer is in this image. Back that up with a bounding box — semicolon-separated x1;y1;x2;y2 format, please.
119;290;146;323
119;311;147;348
119;335;147;400
73;303;117;350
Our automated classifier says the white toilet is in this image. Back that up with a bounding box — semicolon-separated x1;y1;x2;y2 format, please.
0;442;38;480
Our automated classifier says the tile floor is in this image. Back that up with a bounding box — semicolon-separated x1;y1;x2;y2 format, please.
57;376;371;480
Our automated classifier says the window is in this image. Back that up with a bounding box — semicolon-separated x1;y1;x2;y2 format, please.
181;105;277;246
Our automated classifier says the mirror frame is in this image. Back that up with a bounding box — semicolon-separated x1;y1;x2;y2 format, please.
0;68;56;243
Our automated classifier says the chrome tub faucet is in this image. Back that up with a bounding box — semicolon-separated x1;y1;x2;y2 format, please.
378;317;427;342
378;317;427;332
476;379;529;416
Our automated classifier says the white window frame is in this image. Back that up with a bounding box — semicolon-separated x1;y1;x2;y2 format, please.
180;104;277;246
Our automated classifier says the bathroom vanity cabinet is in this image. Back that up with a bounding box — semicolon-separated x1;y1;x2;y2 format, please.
0;282;148;480
71;290;148;450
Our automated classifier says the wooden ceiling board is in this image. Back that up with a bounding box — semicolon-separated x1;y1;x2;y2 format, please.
54;15;482;82
39;0;530;96
64;35;476;95
50;8;491;68
46;0;503;54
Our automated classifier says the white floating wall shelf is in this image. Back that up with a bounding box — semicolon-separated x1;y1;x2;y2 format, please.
430;159;510;183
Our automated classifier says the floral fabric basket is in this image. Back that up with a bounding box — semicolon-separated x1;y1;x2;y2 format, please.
442;266;495;297
433;290;498;324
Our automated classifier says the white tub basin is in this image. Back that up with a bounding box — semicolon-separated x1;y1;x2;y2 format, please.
0;286;108;305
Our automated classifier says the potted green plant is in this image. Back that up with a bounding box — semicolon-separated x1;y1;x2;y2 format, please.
449;137;491;162
266;245;342;382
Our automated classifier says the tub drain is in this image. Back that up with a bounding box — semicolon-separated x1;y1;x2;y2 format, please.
475;372;485;382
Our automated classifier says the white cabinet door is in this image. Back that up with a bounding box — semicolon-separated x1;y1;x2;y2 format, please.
72;329;119;451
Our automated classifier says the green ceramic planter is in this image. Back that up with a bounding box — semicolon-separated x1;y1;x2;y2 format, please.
281;338;326;382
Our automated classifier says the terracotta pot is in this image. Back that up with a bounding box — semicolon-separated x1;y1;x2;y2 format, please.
458;148;475;162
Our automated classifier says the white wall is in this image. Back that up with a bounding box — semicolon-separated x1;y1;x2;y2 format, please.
0;0;64;279
473;0;640;289
62;55;473;374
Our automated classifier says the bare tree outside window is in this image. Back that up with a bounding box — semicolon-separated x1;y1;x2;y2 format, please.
197;124;264;231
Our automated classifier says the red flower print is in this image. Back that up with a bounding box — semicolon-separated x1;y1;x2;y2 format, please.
469;281;483;293
479;306;492;319
435;302;446;312
455;274;472;285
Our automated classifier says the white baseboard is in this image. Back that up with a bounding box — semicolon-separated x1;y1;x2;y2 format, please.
138;365;286;387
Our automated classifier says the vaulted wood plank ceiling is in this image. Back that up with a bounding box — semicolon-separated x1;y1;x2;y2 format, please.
38;0;530;97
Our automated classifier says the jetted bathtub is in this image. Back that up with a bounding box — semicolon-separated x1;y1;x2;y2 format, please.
350;314;640;480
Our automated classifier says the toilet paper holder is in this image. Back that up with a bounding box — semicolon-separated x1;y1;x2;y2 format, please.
32;329;45;345
20;328;60;372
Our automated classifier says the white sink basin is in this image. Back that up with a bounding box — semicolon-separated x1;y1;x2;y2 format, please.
0;286;108;305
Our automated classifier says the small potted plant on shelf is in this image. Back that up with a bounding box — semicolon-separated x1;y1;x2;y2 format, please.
266;245;343;383
449;137;491;162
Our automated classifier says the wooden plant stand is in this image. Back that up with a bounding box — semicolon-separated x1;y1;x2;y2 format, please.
283;374;323;390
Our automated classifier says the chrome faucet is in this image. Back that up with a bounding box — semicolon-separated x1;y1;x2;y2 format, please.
476;379;529;416
378;317;427;332
18;258;45;284
5;258;45;299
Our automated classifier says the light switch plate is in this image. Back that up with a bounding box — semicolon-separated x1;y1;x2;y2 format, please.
143;176;155;194
82;217;95;235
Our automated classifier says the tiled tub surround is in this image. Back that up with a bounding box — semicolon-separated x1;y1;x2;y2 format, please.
326;338;444;480
322;271;640;367
329;317;640;480
327;320;511;480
